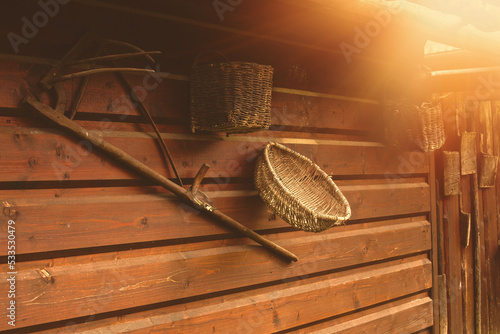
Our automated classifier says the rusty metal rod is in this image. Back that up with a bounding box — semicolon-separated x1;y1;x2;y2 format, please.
49;67;155;83
99;38;157;65
68;76;90;120
64;51;161;67
23;96;298;262
99;45;184;186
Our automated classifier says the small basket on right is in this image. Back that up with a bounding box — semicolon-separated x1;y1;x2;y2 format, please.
383;98;445;152
413;100;446;152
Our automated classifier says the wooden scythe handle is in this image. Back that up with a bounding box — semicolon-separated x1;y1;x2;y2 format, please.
23;96;299;262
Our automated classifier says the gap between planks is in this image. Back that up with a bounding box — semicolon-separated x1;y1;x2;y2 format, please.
0;126;384;147
7;183;428;207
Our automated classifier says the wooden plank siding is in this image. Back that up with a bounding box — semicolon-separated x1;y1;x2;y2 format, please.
0;1;436;332
431;89;500;333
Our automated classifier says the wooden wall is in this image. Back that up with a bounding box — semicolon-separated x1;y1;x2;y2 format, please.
0;1;436;332
428;60;500;333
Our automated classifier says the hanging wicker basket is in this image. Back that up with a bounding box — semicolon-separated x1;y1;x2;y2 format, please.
255;142;351;232
413;100;446;152
190;51;273;134
383;98;445;152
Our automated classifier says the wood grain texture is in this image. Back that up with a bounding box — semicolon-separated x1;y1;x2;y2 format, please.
440;93;463;334
0;125;429;182
0;4;440;332
461;132;477;175
293;297;433;334
492;101;500;332
454;93;476;334
428;152;440;334
35;257;432;333
438;274;448;334
481;101;500;333
470;121;488;333
461;176;476;334
0;59;380;132
0;224;431;330
479;153;498;188
0;181;430;254
443;151;460;196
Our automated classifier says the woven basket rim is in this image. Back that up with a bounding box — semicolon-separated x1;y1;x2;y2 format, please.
262;142;351;222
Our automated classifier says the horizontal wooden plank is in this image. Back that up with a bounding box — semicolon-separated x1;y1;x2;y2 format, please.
0;125;428;182
0;116;364;141
35;256;432;333
38;294;432;334
0;60;380;132
0;224;431;329
292;297;433;333
0;181;430;254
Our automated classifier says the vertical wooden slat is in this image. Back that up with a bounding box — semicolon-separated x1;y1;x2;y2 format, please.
461;132;478;175
479;102;494;155
483;101;500;333
470;103;488;333
495;102;500;245
441;93;463;334
495;101;500;333
456;94;475;334
443;151;460;196
429;152;440;334
442;191;463;333
438;274;448;334
459;194;471;248
479;154;499;188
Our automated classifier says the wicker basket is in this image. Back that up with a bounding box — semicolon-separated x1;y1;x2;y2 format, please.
190;53;273;134
383;98;445;152
255;142;351;232
413;100;446;152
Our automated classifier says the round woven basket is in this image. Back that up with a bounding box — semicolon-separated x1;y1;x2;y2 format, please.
255;142;351;232
190;59;273;134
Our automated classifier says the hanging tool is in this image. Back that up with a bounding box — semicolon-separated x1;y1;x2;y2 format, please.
98;41;183;186
26;33;298;262
23;96;298;262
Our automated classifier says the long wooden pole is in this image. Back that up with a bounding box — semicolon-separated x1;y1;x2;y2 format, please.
24;96;299;262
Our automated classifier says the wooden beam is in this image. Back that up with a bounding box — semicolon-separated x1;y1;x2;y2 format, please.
429;152;440;334
302;0;500;58
0;126;430;183
0;184;430;255
2;254;432;331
